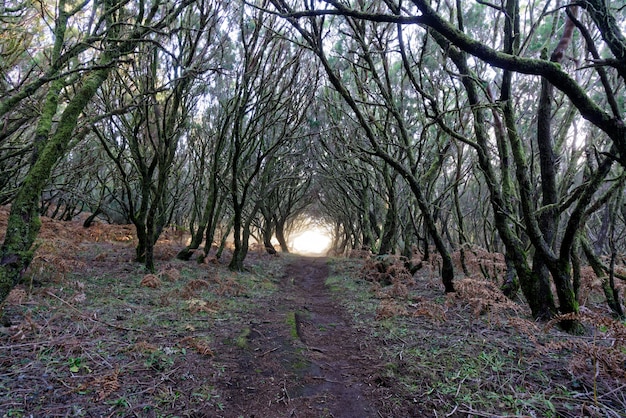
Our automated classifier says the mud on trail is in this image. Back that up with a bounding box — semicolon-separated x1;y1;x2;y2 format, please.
218;256;393;417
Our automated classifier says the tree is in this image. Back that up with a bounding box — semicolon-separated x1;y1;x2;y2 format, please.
224;6;315;270
93;0;221;271
176;109;231;262
265;0;626;326
270;0;456;292
0;0;195;302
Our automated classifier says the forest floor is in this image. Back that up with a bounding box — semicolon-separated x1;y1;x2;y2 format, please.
1;208;626;417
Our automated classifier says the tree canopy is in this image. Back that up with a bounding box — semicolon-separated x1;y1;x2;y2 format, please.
1;0;625;328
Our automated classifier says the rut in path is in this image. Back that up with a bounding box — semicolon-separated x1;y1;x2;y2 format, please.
223;256;379;417
284;257;373;417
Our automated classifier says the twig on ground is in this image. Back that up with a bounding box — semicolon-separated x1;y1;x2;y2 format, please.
256;346;280;357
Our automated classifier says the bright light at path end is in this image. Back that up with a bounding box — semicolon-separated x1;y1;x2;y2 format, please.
291;227;332;255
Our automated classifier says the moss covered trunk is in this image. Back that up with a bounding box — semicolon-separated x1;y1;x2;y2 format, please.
377;168;397;256
229;197;245;271
0;66;111;303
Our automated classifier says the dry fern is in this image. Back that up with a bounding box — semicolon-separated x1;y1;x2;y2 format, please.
180;279;210;299
186;279;210;291
543;311;626;379
154;246;179;260
362;254;414;288
215;277;245;296
411;300;447;322
454;277;523;318
376;300;408;319
96;369;120;401
140;274;161;288
93;368;120;401
160;268;181;282
376;281;409;300
452;245;506;281
510;311;626;388
187;299;219;314
578;266;602;306
5;287;27;305
179;336;214;356
74;368;121;402
205;256;219;265
131;341;158;353
349;249;372;259
507;316;542;344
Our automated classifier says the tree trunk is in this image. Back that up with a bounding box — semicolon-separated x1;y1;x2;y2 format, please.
429;28;544;313
177;230;203;261
202;193;226;259
0;66;111;303
531;8;580;328
582;238;624;318
275;218;289;253
214;218;233;261
360;189;375;251
263;223;277;255
500;254;518;298
178;189;216;260
82;208;102;228
377;204;397;255
229;201;244;270
378;168;397;255
135;220;147;263
230;214;253;271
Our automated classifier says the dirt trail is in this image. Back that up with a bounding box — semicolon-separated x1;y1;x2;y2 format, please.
221;256;381;417
284;258;373;417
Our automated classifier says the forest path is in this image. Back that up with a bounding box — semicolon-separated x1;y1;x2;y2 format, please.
220;256;381;417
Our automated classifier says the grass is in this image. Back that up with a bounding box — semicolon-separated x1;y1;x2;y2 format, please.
322;258;626;417
2;219;626;417
285;311;298;339
0;241;288;417
235;327;251;349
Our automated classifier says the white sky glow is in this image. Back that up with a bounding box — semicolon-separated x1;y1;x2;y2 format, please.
290;227;332;255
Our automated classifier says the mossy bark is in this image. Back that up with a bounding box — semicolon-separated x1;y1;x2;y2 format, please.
378;168;397;256
229;199;257;271
0;66;111;302
229;197;244;271
360;189;375;251
428;27;552;314
262;226;277;255
411;0;626;166
178;189;217;260
311;31;455;292
229;224;250;271
214;218;233;261
1;0;193;300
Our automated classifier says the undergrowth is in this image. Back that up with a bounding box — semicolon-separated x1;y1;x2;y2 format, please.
327;253;626;417
1;208;625;417
0;232;285;417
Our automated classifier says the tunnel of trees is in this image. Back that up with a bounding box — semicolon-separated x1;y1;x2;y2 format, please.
1;0;625;332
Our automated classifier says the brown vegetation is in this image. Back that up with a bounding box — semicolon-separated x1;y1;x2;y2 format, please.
1;209;626;416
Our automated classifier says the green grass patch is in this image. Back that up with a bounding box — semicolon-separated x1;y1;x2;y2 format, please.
285;311;298;339
235;327;251;349
320;258;588;417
